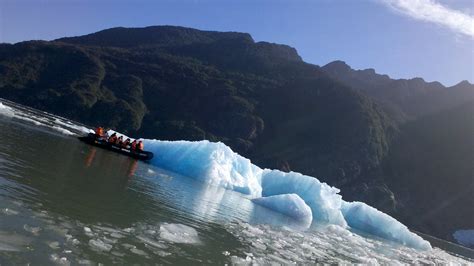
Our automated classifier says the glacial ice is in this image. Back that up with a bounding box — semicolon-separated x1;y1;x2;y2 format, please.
143;139;432;250
261;170;347;226
252;194;313;224
341;201;431;250
453;229;474;247
145;140;263;197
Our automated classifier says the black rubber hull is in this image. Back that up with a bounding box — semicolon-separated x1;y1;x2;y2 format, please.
78;135;154;161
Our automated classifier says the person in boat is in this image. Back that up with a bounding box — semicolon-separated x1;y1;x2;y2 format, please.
122;138;131;149
108;133;117;143
130;139;137;151
94;127;105;139
137;140;144;152
115;136;124;146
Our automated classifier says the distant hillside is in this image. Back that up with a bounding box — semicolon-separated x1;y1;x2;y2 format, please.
382;101;474;243
322;61;474;121
0;26;392;189
0;25;472;246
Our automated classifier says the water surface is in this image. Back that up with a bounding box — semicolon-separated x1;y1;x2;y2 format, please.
0;102;471;264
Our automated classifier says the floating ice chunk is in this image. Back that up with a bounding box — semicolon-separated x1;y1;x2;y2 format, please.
48;241;60;249
83;227;94;237
110;232;125;239
121;243;136;249
123;227;135;233
50;253;69;265
159;223;200;244
252;194;312;224
102;236;118;244
24;224;41;235
261;170;346;227
77;259;93;265
88;239;112;252
130;247;148;256
453;229;474;247
154;250;172;257
341;201;431;250
144;140;263;196
111;251;125;257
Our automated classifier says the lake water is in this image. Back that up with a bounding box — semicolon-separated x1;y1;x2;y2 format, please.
0;100;472;265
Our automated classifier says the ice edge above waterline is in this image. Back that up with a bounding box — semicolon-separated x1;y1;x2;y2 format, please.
143;139;431;251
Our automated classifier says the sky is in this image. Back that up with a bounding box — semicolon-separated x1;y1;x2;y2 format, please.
0;0;473;86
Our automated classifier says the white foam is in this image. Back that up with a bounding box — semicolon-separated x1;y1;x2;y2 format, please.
1;102;88;136
54;118;91;134
51;126;75;136
0;102;14;117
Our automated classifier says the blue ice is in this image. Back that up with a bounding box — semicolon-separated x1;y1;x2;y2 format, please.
143;139;431;250
252;194;313;224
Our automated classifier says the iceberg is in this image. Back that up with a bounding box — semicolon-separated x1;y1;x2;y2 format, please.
140;139;432;250
341;202;431;250
453;229;474;248
261;170;347;227
144;140;263;196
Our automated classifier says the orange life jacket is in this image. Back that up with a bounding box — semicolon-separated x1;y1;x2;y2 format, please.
108;136;117;143
131;141;137;150
95;127;104;136
138;142;144;151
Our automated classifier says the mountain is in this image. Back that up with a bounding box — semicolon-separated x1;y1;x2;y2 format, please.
0;26;394;187
322;60;474;122
381;101;474;243
0;26;472;246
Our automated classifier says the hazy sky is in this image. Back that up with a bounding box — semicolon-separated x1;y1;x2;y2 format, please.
1;0;473;86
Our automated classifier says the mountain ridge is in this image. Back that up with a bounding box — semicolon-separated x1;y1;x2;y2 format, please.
322;60;474;121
